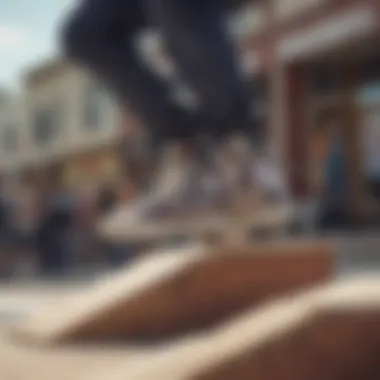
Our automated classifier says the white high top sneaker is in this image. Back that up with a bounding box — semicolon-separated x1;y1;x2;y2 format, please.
213;134;264;215
143;143;199;217
254;155;288;203
98;141;223;240
214;135;289;217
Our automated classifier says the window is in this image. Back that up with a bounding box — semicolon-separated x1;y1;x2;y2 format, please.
33;105;60;144
84;84;112;129
362;109;380;180
310;64;343;97
309;107;343;195
1;126;18;153
360;56;380;85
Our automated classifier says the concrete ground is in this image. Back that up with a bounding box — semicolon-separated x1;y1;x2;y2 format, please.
0;277;145;380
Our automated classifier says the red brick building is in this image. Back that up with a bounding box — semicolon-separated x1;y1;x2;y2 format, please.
241;0;380;216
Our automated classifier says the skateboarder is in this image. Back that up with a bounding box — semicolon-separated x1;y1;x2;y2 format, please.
62;0;259;221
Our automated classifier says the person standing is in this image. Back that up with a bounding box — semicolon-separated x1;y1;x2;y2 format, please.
317;120;350;231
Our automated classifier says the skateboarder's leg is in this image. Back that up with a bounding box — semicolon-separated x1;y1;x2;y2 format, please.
144;0;259;198
61;0;195;143
143;0;254;140
61;0;224;220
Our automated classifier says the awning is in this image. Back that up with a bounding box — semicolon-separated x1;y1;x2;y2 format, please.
278;4;379;62
357;83;380;106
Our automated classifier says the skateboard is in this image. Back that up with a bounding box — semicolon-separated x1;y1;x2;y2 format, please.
98;198;294;245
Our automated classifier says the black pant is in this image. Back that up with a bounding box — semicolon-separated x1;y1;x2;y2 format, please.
61;0;252;144
369;179;380;200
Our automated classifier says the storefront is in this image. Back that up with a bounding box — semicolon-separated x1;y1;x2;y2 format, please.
260;0;380;226
62;148;121;193
116;0;380;215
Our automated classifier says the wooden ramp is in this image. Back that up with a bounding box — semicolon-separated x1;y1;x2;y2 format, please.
11;239;333;345
89;277;380;380
2;277;380;380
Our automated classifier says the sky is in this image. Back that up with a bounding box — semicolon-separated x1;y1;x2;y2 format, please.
0;0;252;92
0;0;75;90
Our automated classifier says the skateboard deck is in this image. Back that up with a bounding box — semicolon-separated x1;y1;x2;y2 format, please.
10;239;333;345
98;202;294;244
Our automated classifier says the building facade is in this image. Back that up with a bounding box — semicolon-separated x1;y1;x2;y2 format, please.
19;59;122;193
253;0;380;218
0;91;26;176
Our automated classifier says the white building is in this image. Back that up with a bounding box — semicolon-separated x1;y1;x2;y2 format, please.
1;59;123;191
23;59;118;161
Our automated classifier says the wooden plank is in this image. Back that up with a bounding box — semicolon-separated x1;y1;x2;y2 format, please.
2;277;380;380
10;239;333;345
87;277;380;380
11;244;205;344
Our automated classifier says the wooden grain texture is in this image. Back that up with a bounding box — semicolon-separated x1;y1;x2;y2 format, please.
87;278;380;380
10;239;333;345
2;279;379;380
195;280;380;380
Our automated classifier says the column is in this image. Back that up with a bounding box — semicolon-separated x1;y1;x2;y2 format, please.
342;64;368;221
269;61;310;198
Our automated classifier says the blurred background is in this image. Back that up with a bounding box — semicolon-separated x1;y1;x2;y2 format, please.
0;0;380;279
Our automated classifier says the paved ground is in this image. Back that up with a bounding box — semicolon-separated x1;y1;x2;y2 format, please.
0;274;141;380
0;283;82;326
335;232;380;277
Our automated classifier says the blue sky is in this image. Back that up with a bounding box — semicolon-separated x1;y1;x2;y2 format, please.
0;0;74;89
